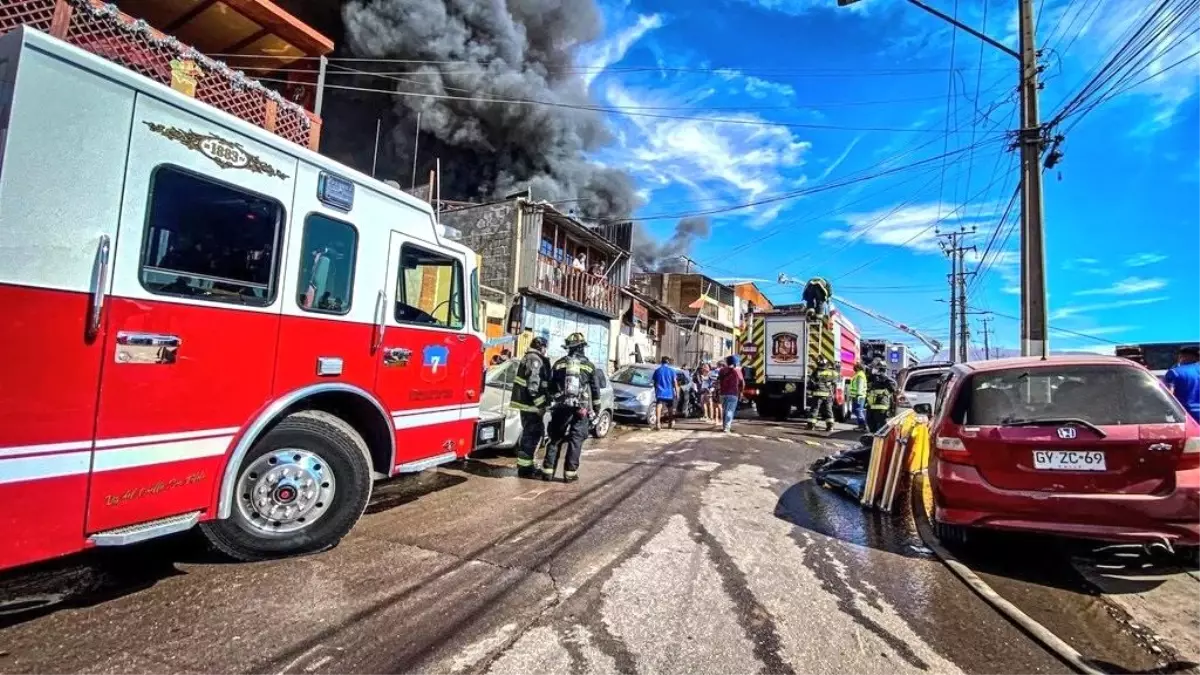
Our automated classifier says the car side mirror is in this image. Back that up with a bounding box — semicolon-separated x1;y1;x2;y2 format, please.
913;403;933;416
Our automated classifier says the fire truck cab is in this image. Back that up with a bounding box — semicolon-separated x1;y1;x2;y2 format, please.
0;28;487;572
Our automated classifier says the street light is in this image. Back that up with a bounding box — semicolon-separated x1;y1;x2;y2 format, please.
837;0;1048;359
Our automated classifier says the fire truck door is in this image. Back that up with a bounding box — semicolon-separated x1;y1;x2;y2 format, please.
375;230;477;469
87;100;298;534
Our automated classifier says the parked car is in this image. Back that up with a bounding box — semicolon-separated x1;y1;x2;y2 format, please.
923;355;1200;551
477;358;615;450
611;363;697;425
896;363;951;411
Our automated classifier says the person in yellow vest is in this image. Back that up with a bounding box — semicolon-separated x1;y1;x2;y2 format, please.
848;362;868;432
511;336;551;478
805;356;839;432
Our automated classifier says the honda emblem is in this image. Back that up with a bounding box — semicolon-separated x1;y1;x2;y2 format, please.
1057;427;1077;439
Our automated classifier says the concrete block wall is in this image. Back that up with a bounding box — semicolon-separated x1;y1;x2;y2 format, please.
440;201;518;292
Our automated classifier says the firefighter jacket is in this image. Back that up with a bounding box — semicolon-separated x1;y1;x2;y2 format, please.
867;371;897;411
511;350;551;412
810;367;839;398
848;370;868;399
549;353;601;412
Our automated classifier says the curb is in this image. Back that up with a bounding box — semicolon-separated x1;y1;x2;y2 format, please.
910;472;1107;675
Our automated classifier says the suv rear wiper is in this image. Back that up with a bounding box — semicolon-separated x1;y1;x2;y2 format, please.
1000;417;1107;438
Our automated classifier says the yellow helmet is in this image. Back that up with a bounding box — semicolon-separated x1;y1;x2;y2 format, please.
564;332;588;349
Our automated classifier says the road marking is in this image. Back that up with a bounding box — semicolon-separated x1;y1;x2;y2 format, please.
276;644;325;675
803;440;819;446
304;656;333;672
514;488;551;500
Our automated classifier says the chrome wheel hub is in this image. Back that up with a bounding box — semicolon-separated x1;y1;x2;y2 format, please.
236;449;335;535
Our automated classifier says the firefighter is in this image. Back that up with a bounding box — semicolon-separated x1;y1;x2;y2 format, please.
511;336;551;478
866;360;897;433
542;332;601;483
805;356;839;431
802;277;832;317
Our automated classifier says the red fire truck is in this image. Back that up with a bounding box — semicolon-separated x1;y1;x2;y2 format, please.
0;27;494;572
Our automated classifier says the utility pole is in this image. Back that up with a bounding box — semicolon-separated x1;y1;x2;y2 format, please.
838;0;1048;359
979;315;994;360
939;227;976;363
1017;0;1049;359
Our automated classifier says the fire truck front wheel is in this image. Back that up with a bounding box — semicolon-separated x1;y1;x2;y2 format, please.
202;410;372;562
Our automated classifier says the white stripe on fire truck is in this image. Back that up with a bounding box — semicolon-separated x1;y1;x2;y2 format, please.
390;403;474;418
0;439;94;459
92;435;234;473
0;452;91;485
93;427;242;450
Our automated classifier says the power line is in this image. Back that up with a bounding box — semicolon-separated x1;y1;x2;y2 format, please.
980;309;1123;345
260;75;993;135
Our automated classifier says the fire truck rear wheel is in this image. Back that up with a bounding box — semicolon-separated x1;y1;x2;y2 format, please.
202;410;372;562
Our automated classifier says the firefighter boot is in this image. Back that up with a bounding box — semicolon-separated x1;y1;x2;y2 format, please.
517;465;538;479
563;472;579;484
825;420;834;432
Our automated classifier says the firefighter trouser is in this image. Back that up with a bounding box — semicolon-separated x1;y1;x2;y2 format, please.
544;407;589;477
806;395;833;422
866;409;889;433
516;411;546;468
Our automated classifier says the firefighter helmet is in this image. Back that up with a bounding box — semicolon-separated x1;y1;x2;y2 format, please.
563;332;588;350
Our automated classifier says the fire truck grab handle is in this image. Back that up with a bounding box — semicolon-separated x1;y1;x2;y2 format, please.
87;234;111;340
372;289;387;352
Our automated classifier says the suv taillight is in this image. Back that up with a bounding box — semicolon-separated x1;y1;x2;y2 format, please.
935;436;965;451
1185;437;1200;454
934;428;973;464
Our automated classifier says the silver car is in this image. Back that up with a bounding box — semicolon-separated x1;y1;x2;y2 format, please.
609;363;697;426
477;358;615;449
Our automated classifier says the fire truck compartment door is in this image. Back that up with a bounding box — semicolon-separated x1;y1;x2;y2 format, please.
87;95;298;534
764;317;810;381
376;230;477;469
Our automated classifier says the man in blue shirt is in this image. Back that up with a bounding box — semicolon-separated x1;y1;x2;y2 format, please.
652;356;678;430
1165;345;1200;422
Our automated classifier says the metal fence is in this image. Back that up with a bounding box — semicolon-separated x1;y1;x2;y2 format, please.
0;0;319;149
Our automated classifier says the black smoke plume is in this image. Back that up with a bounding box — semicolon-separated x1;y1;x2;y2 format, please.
631;217;712;272
296;0;639;221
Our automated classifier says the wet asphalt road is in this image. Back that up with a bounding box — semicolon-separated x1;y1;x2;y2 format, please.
0;418;1173;674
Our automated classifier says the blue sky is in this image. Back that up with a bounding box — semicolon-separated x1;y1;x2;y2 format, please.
574;0;1198;356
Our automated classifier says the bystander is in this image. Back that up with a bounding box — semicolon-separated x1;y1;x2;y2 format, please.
1166;345;1200;422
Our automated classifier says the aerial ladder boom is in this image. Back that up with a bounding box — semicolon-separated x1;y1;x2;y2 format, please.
775;273;943;356
832;296;943;355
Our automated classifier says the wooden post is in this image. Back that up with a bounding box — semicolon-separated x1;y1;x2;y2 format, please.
263;99;278;133
49;0;73;38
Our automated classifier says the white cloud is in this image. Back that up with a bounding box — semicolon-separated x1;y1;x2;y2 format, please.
1125;252;1167;267
832;200;1005;252
744;76;796;99
602;82;811;224
1051;324;1139;339
1003;284;1021;295
576;14;664;90
1049;296;1168;321
817;135;864;181
732;0;877;15
1074;276;1168;296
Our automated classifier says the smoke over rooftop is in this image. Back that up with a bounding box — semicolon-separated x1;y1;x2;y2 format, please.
324;0;637;221
631;217;712;272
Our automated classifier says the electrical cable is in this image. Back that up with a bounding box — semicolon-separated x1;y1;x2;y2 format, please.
258;75;992;135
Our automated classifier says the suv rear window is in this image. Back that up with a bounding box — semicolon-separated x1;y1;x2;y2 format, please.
952;365;1186;426
905;371;944;393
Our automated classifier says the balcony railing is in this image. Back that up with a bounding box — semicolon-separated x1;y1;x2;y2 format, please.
534;255;620;316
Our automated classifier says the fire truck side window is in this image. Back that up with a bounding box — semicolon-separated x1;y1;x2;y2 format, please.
395;244;464;330
140;166;283;307
296;213;358;315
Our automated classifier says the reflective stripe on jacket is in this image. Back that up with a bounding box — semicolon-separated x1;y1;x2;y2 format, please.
867;388;892;410
511;350;550;411
810;368;838;397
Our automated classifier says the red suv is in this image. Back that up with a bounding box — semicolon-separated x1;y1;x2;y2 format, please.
925;356;1199;549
